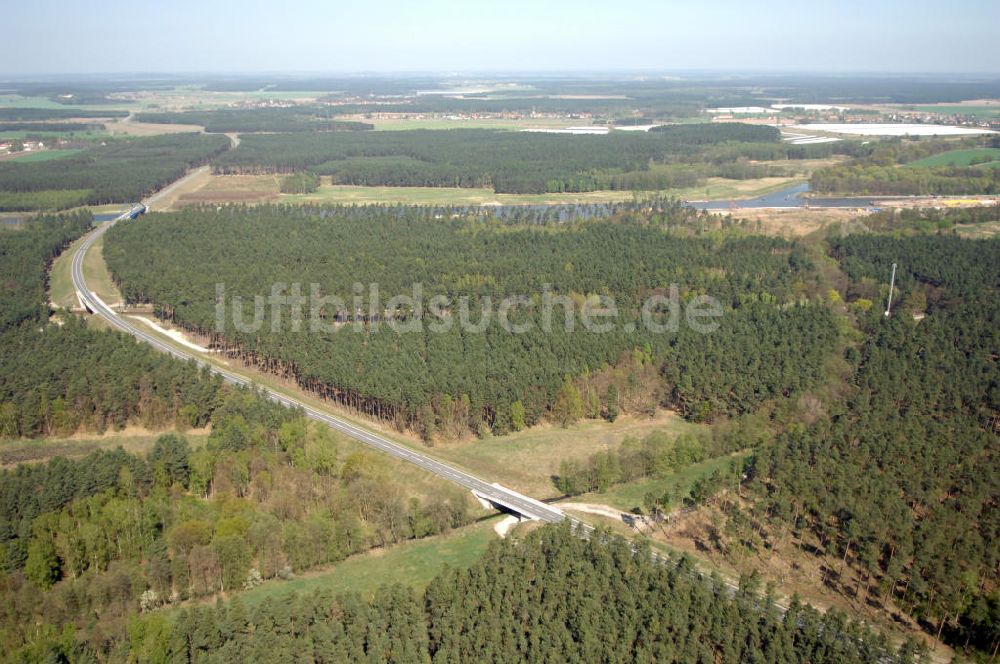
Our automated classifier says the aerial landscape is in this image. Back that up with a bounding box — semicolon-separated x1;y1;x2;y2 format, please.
1;1;999;662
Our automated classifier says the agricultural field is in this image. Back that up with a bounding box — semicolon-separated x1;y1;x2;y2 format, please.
907;147;1000;168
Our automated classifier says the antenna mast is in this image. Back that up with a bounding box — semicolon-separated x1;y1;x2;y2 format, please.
884;262;897;317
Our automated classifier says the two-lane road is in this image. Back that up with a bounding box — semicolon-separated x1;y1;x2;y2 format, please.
71;205;564;524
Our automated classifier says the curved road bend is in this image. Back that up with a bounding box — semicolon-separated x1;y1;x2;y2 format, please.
72;199;564;525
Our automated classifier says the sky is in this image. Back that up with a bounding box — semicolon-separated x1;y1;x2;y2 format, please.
3;0;999;75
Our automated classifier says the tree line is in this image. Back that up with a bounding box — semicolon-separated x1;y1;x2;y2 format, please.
0;108;128;121
135;108;373;133
0;133;230;211
213;124;781;194
0;122;104;132
810;139;1000;196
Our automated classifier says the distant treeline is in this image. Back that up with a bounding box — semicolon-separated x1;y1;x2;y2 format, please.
0;133;230;210
215;124;781;194
812;164;998;196
0;122;103;132
811;140;1000;196
0;108;128;121
134;108;373;133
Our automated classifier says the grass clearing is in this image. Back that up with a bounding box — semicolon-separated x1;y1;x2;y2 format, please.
906;147;1000;168
175;173;280;207
86;233;122;303
576;451;748;513
710;207;871;237
0;428;210;468
48;233;88;308
104;120;206;137
956;220;1000;238
9;149;82;162
277;177;803;207
238;518;498;606
431;413;702;499
179;169;813;209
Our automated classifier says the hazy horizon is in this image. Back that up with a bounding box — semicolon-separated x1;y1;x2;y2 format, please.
4;0;998;76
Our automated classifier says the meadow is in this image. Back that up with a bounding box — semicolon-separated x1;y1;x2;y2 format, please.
237;518;499;605
907;147;1000;168
9;149;82;162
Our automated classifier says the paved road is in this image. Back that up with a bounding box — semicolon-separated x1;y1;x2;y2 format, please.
71;200;564;525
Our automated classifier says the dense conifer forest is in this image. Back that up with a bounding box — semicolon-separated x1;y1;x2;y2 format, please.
745;235;1000;656
0;212;227;437
104;203;838;437
33;525;916;663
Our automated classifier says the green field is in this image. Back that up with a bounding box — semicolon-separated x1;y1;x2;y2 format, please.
48;233;86;308
238;518;499;606
575;451;749;513
908;147;1000;168
10;149;81;162
431;414;702;499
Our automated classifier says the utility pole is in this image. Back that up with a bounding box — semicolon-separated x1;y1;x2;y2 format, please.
884;262;897;317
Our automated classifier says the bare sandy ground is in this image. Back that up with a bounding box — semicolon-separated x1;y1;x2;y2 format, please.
560;502;652;533
127;315;211;352
494;515;520;538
